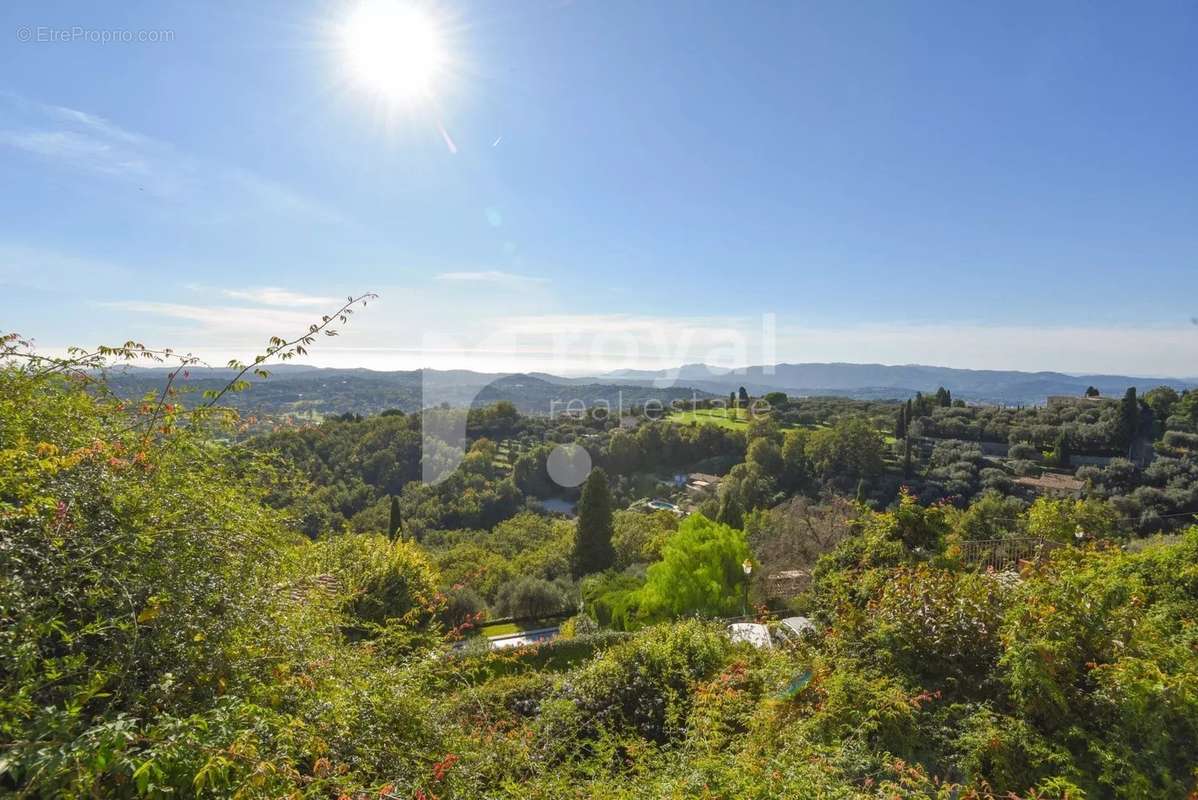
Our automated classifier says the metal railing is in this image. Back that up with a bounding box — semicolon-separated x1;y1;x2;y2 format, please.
960;537;1062;571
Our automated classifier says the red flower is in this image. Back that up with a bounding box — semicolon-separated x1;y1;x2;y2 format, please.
432;753;458;781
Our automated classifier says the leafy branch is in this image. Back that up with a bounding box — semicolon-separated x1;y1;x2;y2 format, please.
1;291;377;440
201;293;376;409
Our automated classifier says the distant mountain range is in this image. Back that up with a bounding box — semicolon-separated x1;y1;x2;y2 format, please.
102;366;716;417
595;363;1198;406
102;361;1197;416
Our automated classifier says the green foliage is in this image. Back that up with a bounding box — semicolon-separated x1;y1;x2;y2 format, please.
552;620;729;743
629;515;752;626
998;532;1198;796
7;355;1198;799
307;533;442;638
573;468;616;578
580;570;645;629
493;576;570;619
868;566;1011;688
951;490;1027;541
388;494;402;540
807;417;885;488
1025;496;1120;543
611;509;676;568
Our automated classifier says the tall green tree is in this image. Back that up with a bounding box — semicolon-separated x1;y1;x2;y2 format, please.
572;468;616;577
1051;430;1071;468
1117;387;1139;448
388;494;403;541
716;487;745;529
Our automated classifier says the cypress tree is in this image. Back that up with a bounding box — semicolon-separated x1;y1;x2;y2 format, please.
1117;387;1139;449
716;489;744;529
572;468;615;578
388;495;402;541
1052;430;1071;468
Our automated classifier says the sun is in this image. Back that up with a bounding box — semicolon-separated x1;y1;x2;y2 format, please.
342;1;447;104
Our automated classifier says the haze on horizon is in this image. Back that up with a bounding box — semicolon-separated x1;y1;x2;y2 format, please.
2;1;1197;377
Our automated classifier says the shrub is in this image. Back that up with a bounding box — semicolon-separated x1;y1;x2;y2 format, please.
1010;459;1042;477
307;533;442;631
555;620;729;743
441;586;486;628
868;566;1009;690
1008;442;1041;461
494;576;568;620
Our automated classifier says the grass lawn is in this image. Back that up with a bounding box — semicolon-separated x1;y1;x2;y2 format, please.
667;410;896;448
667;408;762;430
478;616;565;637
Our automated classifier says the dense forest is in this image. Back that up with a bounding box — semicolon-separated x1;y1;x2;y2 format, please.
3;334;1198;798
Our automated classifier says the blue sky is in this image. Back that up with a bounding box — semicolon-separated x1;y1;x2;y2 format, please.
2;0;1197;375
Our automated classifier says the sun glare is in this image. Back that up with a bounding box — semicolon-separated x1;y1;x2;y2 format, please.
342;1;446;103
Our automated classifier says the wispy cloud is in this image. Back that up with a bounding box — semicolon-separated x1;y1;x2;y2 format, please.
99;300;314;336
220;287;341;307
435;270;547;285
0;94;343;224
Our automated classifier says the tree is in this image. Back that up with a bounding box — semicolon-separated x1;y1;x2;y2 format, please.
494;576;567;619
746;495;857;576
723;462;777;512
738;386;750;404
1116;387;1139;449
781;429;812;491
1144;386;1179;424
1085;386;1100;398
1025;497;1120;543
631;515;752;623
935;386;952;407
716;487;745;529
606;430;641;474
952;490;1026;541
1051;430;1071;468
746;437;784;476
388;494;403;541
572;468;616;577
612;509;677;568
807;418;884;486
746;415;781;443
1173;391;1198;432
